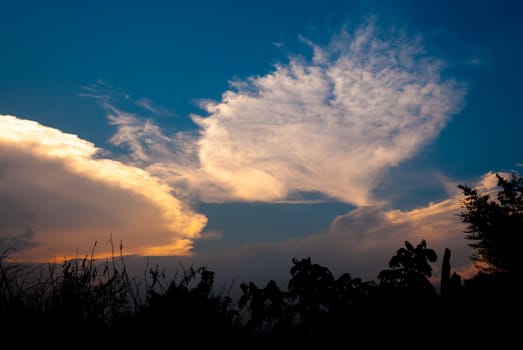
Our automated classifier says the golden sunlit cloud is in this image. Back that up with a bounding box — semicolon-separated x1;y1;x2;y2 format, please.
0;114;207;261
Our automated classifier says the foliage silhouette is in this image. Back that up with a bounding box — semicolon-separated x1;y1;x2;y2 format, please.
378;239;437;295
458;173;523;276
239;280;291;336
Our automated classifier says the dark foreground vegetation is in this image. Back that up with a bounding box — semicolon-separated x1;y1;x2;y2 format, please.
1;175;521;346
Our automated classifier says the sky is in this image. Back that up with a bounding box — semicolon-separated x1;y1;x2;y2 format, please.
1;0;522;287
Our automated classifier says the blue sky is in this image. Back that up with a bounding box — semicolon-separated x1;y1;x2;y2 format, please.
1;0;522;285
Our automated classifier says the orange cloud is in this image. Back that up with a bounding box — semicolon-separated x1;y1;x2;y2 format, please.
0;115;207;261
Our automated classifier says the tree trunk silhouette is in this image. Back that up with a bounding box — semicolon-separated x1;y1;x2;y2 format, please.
440;248;451;296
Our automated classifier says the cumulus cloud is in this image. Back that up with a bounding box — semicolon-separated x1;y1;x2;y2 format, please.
0;114;207;261
102;22;465;206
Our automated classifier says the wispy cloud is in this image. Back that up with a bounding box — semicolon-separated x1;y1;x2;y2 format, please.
0;114;207;260
79;78;130;103
136;97;174;117
190;23;465;205
98;22;465;206
199;230;224;240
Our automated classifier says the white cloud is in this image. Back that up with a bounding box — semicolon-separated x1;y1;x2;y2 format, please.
189;23;464;205
0;114;207;261
104;22;465;206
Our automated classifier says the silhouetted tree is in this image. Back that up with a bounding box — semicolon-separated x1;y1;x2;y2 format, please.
458;173;523;276
378;240;437;295
239;257;376;345
287;256;337;337
287;257;375;340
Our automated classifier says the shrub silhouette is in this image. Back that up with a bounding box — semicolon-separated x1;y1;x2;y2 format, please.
123;265;239;346
0;243;238;340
